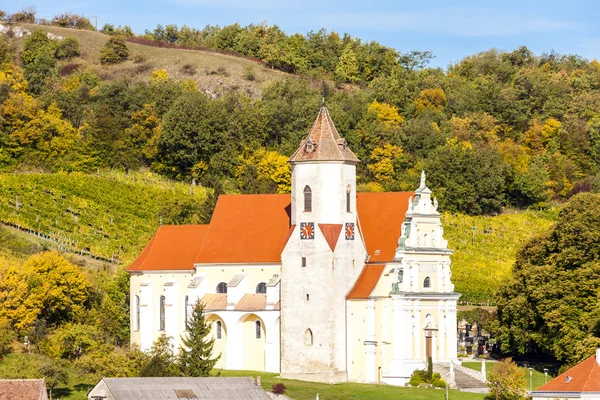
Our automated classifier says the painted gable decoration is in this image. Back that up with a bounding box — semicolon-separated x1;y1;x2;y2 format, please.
318;223;343;252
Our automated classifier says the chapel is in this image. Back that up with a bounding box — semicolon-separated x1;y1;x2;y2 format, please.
127;104;460;385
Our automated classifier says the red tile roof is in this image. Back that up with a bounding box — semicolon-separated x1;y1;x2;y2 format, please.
289;105;359;164
128;192;411;270
535;354;600;393
127;225;209;271
357;192;413;263
318;224;343;252
346;264;386;299
195;194;292;264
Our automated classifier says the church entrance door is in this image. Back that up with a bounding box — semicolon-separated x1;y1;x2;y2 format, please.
425;333;432;359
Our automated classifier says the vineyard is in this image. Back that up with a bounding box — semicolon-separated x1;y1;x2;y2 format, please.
0;171;207;263
443;209;558;303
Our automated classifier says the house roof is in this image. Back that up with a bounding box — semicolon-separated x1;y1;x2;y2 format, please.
357;192;413;263
0;379;47;400
128;192;411;270
534;354;600;394
289;105;359;164
127;225;208;271
346;264;386;299
93;377;271;400
194;194;292;264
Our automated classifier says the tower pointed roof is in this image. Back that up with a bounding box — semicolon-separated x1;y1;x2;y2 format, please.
289;105;359;164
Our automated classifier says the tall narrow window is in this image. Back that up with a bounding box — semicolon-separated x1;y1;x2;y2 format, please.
255;320;262;339
184;296;189;330
423;277;431;288
159;295;165;331
303;186;312;212
216;321;222;339
346;185;351;212
301;257;307;268
216;282;228;294
304;329;313;346
134;295;140;331
256;282;267;294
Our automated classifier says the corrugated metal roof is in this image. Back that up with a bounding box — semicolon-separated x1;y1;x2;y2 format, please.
100;377;271;400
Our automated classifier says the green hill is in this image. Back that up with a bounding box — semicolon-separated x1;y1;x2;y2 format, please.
0;171;207;264
443;209;558;303
17;23;292;95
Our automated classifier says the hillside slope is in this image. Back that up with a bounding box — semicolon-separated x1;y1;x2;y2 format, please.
0;171;207;263
17;23;292;96
444;209;557;303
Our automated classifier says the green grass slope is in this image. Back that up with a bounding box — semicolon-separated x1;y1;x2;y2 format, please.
462;361;550;391
0;171;206;263
443;209;558;303
18;24;292;95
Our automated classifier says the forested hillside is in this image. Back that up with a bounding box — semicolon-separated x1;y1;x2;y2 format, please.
1;10;599;218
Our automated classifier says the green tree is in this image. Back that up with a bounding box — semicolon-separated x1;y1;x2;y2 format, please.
24;51;56;95
335;44;360;84
39;360;69;400
100;36;129;65
139;334;180;377
485;358;526;400
178;301;220;376
55;37;81;60
495;193;600;364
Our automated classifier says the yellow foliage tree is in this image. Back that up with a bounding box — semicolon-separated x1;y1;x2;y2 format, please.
367;143;403;184
449;112;500;144
523;118;561;154
0;252;91;333
367;100;404;128
0;63;28;92
497;139;530;174
151;69;169;83
236;148;291;194
414;88;446;114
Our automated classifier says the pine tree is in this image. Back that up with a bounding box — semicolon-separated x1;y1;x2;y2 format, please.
179;301;220;376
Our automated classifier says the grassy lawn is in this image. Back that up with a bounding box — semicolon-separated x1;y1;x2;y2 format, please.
0;353;485;400
219;370;485;400
462;361;550;391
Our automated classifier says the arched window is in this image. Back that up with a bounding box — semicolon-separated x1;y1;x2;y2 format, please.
423;277;431;289
216;282;228;294
216;321;222;339
184;296;189;330
256;282;267;294
303;186;312;212
134;295;140;331
255;320;262;339
346;185;351;213
304;329;313;346
159;295;165;331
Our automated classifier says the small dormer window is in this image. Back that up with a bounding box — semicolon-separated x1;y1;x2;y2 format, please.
337;138;348;149
305;139;315;152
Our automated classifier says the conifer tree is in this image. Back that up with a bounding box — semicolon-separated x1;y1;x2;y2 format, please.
179;301;220;376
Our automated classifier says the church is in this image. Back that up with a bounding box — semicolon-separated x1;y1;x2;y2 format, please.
127;104;460;385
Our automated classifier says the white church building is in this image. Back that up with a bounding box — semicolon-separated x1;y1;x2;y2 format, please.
127;105;460;385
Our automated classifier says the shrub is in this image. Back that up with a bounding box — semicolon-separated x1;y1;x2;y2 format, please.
180;63;196;75
59;63;79;76
133;53;146;64
0;320;15;360
243;65;256;81
216;66;229;76
272;383;286;395
9;6;36;23
433;378;446;388
100;36;129;65
51;13;94;30
55;37;80;60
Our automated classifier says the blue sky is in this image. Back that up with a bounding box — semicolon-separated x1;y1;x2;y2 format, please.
6;0;600;67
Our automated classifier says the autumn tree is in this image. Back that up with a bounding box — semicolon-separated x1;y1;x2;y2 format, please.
335;44;360;84
485;358;526;400
179;301;220;376
39;360;69;400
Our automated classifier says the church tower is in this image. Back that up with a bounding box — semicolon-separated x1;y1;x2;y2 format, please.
280;104;367;382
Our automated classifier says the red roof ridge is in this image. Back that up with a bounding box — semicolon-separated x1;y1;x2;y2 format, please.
536;354;600;393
